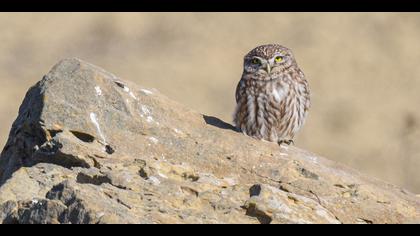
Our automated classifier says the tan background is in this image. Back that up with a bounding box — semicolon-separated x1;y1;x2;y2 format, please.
1;13;420;193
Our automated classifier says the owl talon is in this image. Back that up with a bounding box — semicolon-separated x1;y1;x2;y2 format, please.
278;140;294;146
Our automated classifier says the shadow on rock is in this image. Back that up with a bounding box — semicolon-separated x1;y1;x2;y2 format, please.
203;115;238;132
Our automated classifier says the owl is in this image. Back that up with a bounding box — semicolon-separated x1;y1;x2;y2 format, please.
233;44;310;145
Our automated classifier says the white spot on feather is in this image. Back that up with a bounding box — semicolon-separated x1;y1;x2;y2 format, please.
257;94;267;136
246;94;256;127
272;87;286;102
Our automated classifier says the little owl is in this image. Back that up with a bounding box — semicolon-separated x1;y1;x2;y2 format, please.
233;44;310;145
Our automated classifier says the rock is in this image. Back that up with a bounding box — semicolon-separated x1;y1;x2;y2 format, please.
0;58;419;224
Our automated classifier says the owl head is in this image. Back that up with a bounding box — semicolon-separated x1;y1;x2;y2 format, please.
243;44;297;80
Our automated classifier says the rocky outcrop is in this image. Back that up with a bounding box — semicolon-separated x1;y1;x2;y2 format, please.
0;58;419;224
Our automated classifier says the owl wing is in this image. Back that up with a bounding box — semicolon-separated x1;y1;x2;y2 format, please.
304;85;311;112
235;79;245;104
300;73;311;112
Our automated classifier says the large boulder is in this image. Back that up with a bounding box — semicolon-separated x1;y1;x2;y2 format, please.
0;58;419;224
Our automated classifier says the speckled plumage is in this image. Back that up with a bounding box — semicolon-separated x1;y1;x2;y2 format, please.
233;44;310;144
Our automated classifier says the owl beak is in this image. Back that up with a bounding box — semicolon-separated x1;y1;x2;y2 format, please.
264;63;271;74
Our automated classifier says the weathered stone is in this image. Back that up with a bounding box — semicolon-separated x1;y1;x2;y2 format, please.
0;201;18;224
242;184;341;224
1;58;419;224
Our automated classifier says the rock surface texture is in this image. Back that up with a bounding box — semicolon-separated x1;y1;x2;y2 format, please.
0;58;419;224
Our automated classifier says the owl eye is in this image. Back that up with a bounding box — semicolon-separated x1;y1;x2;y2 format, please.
275;56;283;62
251;58;261;65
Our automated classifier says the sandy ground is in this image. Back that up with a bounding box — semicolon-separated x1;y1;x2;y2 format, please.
1;12;420;193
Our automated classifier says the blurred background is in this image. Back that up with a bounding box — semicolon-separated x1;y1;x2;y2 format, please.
1;13;420;193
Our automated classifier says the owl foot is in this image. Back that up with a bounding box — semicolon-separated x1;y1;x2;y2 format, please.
278;140;294;146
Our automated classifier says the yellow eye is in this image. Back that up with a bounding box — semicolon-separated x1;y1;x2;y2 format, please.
275;56;283;62
251;58;261;64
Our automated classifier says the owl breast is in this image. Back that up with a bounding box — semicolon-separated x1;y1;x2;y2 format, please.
234;74;309;143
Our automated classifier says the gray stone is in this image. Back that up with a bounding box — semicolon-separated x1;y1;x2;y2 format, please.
1;58;420;224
